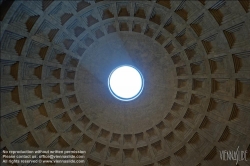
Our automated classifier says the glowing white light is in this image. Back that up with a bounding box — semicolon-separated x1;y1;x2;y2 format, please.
108;65;144;101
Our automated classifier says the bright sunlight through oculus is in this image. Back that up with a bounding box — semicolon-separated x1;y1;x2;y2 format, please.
108;65;144;101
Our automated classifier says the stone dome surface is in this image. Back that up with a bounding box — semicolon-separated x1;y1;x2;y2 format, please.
0;0;250;166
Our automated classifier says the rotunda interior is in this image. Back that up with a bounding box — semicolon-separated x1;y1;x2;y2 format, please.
0;0;250;166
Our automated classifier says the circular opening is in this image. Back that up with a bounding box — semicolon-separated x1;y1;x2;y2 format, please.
108;65;144;101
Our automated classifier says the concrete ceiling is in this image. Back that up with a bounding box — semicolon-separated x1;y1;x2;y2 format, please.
0;0;250;166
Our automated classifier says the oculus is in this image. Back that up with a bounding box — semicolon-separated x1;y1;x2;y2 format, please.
108;65;144;101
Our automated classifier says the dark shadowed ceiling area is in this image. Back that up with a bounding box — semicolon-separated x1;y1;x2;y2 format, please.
0;0;250;166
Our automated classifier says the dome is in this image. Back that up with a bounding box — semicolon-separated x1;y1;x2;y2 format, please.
0;0;250;166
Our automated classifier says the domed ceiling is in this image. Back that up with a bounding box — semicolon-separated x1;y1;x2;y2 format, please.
0;0;250;166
